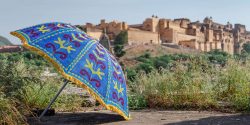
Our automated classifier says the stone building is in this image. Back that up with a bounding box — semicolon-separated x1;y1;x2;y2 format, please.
0;45;24;53
80;18;160;45
80;16;250;54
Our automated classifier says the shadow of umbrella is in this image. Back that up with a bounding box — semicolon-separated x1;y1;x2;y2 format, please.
28;112;125;125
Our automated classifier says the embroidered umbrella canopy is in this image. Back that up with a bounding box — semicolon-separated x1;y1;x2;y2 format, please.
11;22;130;120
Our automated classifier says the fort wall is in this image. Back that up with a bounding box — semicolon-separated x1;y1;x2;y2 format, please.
127;29;159;45
83;16;250;55
179;40;198;49
85;28;103;40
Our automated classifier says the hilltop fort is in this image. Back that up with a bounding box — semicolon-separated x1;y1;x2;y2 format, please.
80;16;250;54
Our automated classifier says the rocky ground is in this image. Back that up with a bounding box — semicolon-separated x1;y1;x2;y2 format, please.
28;110;250;125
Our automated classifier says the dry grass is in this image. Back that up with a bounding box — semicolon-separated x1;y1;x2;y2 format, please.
0;90;27;125
128;58;250;111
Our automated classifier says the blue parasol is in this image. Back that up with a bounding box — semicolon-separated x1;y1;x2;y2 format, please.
11;22;130;120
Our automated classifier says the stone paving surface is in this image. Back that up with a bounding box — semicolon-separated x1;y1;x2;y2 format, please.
28;110;250;125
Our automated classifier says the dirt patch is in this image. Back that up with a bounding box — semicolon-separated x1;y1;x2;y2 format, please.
28;110;250;125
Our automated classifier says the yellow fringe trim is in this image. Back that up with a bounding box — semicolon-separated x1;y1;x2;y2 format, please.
10;31;131;120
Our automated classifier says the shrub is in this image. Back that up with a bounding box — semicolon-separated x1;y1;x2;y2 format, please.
18;79;61;109
128;94;147;110
153;55;172;69
242;42;250;54
130;67;218;109
0;58;36;98
215;59;250;111
0;52;49;68
0;90;27;125
141;52;151;58
113;45;126;57
169;54;191;61
126;68;137;82
136;63;154;74
206;49;229;65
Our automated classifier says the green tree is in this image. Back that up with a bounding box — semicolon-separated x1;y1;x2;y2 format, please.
114;31;128;45
113;31;127;57
114;45;126;57
136;63;154;74
242;42;250;53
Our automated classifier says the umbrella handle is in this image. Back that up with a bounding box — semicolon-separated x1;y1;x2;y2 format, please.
39;80;68;119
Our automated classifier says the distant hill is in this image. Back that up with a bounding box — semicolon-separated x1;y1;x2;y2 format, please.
0;36;13;46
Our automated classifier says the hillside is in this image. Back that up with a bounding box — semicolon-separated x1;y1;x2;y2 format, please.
120;44;199;67
0;36;13;46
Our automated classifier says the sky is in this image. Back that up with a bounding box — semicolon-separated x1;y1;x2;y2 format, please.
1;0;250;44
